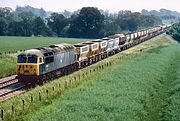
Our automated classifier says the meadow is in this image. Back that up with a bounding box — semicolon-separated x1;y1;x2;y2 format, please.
0;36;86;78
0;36;86;53
0;35;179;121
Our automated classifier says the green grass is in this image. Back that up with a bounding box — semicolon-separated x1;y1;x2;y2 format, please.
0;36;86;53
0;54;16;78
0;35;179;121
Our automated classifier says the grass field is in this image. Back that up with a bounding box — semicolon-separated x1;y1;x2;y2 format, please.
0;36;86;52
0;34;179;121
0;54;16;78
17;42;180;121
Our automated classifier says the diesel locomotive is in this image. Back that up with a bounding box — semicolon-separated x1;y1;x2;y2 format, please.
16;25;170;84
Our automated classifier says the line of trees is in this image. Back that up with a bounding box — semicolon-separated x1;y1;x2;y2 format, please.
0;7;162;38
167;22;180;42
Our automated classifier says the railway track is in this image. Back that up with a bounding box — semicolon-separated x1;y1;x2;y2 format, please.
0;75;27;102
0;75;18;88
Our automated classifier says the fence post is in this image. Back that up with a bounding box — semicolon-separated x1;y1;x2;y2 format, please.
22;100;25;110
12;105;14;115
82;73;84;78
39;92;41;101
46;89;48;99
1;109;3;120
31;96;33;103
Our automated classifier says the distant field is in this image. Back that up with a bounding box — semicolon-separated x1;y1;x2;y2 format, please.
0;36;87;52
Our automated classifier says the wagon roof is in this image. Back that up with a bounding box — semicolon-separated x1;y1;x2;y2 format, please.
109;34;125;38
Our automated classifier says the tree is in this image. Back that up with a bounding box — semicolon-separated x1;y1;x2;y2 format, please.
47;13;67;37
0;7;17;35
102;13;121;36
18;11;36;36
168;22;180;42
33;17;54;36
8;21;23;36
68;7;105;38
0;17;7;35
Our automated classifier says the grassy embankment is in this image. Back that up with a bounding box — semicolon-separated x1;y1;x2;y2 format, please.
0;34;179;121
0;36;86;78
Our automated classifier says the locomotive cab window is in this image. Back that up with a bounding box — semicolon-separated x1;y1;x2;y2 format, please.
45;56;54;64
17;56;26;63
28;57;37;63
50;56;54;62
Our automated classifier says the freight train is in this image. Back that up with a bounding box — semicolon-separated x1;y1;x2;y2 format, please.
16;25;171;84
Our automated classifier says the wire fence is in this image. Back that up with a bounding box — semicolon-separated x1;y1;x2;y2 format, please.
0;50;25;57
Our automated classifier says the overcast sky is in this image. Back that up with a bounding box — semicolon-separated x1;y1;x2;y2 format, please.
0;0;180;12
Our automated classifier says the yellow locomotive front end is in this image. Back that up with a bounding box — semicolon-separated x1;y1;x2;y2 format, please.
16;56;39;75
16;49;44;83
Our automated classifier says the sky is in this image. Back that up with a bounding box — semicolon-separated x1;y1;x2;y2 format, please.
0;0;180;13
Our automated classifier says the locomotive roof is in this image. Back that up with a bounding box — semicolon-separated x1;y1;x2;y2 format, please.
18;43;75;57
19;49;44;57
